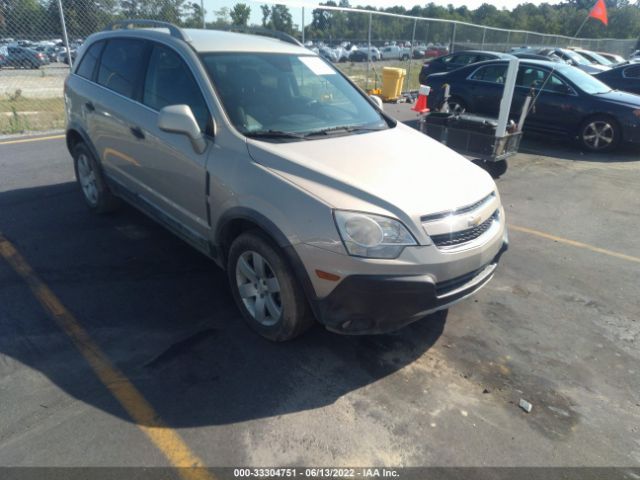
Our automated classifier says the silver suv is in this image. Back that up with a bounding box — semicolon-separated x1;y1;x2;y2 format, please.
64;21;508;341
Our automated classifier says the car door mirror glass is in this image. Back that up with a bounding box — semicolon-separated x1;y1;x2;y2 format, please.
158;104;207;154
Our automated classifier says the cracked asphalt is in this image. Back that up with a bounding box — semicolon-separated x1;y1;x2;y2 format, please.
0;107;638;473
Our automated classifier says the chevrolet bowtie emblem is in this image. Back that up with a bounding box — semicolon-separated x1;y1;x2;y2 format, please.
467;215;482;227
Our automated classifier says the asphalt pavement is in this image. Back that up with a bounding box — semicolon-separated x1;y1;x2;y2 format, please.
0;112;638;473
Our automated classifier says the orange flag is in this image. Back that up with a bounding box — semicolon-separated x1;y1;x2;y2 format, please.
589;0;608;26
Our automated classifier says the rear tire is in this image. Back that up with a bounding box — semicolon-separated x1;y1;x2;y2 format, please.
72;142;120;213
228;231;314;341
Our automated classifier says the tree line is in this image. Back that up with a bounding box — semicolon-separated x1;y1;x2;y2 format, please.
1;0;639;42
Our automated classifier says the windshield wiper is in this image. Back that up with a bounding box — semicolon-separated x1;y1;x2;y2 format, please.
304;125;386;137
245;130;308;140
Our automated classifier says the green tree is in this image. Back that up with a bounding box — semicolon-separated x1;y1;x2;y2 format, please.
183;2;204;28
230;3;250;26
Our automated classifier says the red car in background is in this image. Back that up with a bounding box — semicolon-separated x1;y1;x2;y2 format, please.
424;46;449;58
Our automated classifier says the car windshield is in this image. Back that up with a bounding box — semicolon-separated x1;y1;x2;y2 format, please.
583;51;613;65
562;49;590;65
558;65;612;94
199;52;388;138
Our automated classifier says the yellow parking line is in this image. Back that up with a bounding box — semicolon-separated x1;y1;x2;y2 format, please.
510;224;640;264
0;134;65;146
0;233;215;480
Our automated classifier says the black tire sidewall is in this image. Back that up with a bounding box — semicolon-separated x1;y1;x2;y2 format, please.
72;142;118;213
227;232;313;341
448;96;467;114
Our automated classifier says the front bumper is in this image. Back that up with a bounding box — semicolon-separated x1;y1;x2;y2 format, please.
622;121;640;144
312;241;508;335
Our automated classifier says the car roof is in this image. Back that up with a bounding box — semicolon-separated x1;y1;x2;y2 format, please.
89;27;310;55
450;50;513;57
466;58;566;69
185;29;308;54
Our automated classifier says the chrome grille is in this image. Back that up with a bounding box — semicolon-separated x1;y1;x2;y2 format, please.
421;192;495;223
431;211;497;248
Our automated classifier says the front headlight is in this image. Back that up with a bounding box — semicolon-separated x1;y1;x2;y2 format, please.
334;210;417;259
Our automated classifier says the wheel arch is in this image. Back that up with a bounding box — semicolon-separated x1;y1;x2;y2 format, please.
66;123;101;160
216;208;319;304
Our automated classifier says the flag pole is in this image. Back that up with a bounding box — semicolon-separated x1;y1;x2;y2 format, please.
573;15;590;39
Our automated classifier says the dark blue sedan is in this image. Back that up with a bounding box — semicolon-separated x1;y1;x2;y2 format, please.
418;51;514;85
594;63;640;95
425;59;640;152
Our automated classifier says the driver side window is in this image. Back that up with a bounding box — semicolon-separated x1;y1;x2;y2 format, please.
143;44;210;133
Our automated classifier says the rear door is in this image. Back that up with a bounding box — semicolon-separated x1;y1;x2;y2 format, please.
89;37;149;192
513;65;581;135
466;63;508;116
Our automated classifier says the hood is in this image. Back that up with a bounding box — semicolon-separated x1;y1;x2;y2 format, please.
246;123;496;228
597;89;640;107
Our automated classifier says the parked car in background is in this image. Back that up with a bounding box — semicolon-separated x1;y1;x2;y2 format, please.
594;63;640;95
419;50;514;85
538;48;610;74
4;46;48;69
380;45;411;60
424;45;449;58
594;52;626;65
349;46;381;62
319;46;338;63
513;52;563;62
572;49;616;67
425;59;640;152
630;50;640;63
65;24;508;340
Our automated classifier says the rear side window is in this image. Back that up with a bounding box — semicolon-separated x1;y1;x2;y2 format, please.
451;54;477;65
142;44;210;132
76;41;104;80
623;65;640;78
470;65;507;83
97;39;146;99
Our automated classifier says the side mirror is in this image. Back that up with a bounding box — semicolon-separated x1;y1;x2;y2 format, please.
369;95;384;110
158;104;207;154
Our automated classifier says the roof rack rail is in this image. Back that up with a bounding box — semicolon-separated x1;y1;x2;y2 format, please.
104;19;190;43
217;26;303;47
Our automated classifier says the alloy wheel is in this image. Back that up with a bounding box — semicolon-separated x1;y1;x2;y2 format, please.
235;251;282;326
582;120;615;150
77;153;98;206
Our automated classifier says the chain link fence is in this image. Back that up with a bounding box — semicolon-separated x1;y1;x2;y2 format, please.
0;1;636;134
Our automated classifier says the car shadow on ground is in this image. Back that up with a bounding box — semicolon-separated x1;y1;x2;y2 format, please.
519;134;640;163
0;182;447;427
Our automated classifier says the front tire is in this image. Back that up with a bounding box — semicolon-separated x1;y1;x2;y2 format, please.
228;231;314;341
72;142;120;213
447;96;468;115
579;116;620;152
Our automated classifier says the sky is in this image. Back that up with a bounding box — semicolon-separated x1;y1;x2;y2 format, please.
203;0;565;27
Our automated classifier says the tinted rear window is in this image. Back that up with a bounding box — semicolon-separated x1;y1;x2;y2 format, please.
624;65;640;78
97;39;146;98
76;41;104;80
